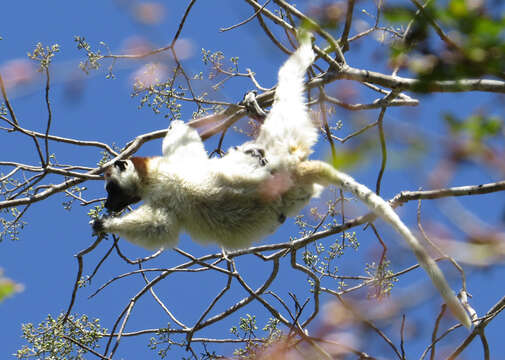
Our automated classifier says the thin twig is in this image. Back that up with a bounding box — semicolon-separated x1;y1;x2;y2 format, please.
185;262;233;348
139;264;189;329
409;0;463;52
256;12;292;55
43;67;52;165
88;242;116;284
332;292;403;359
0;72;18;125
417;199;467;293
220;0;272;32
171;0;197;47
430;304;446;360
375;106;387;195
290;249;319;328
62;235;104;325
400;314;406;360
274;0;346;64
61;335;112;360
340;0;356;52
447;295;505;360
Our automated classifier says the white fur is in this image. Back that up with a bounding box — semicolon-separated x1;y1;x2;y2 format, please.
96;38;472;328
162;120;207;161
100;38;319;250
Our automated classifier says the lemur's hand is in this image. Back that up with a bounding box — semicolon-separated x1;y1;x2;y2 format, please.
90;218;105;236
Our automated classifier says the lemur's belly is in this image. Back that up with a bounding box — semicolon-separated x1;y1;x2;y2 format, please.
181;183;315;249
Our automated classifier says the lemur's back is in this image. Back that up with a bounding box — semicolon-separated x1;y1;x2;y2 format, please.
183;37;319;248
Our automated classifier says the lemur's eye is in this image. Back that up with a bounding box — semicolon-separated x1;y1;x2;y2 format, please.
114;160;128;172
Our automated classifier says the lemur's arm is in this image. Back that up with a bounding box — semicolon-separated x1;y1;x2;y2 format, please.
295;160;472;329
162;120;207;160
93;204;180;250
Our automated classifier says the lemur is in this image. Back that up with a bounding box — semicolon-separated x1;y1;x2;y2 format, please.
92;35;471;328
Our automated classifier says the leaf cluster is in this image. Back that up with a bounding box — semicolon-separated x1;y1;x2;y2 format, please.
16;314;107;360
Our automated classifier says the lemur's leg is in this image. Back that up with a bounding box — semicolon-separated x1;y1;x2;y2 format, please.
92;205;180;250
295;160;472;329
240;90;269;167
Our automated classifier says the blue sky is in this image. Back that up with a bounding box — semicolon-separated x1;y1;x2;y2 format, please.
1;1;505;359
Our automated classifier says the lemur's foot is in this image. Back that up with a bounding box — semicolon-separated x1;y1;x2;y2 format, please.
240;90;267;121
244;148;268;167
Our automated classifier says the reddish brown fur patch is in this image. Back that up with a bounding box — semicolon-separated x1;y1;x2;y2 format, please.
130;157;149;180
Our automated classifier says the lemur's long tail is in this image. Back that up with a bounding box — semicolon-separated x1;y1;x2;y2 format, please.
256;36;317;165
296;160;473;329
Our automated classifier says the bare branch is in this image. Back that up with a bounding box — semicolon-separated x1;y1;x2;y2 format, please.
171;0;197;47
448;295;505;360
0;72;18;125
63;235;104;325
221;0;272;32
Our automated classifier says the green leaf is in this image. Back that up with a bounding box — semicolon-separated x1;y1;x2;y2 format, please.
448;0;468;18
444;113;503;140
0;280;16;301
383;6;414;24
330;148;366;169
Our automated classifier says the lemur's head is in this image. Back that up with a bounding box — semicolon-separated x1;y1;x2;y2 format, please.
103;157;147;212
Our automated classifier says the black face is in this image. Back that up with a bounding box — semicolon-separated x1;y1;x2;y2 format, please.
104;181;140;212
